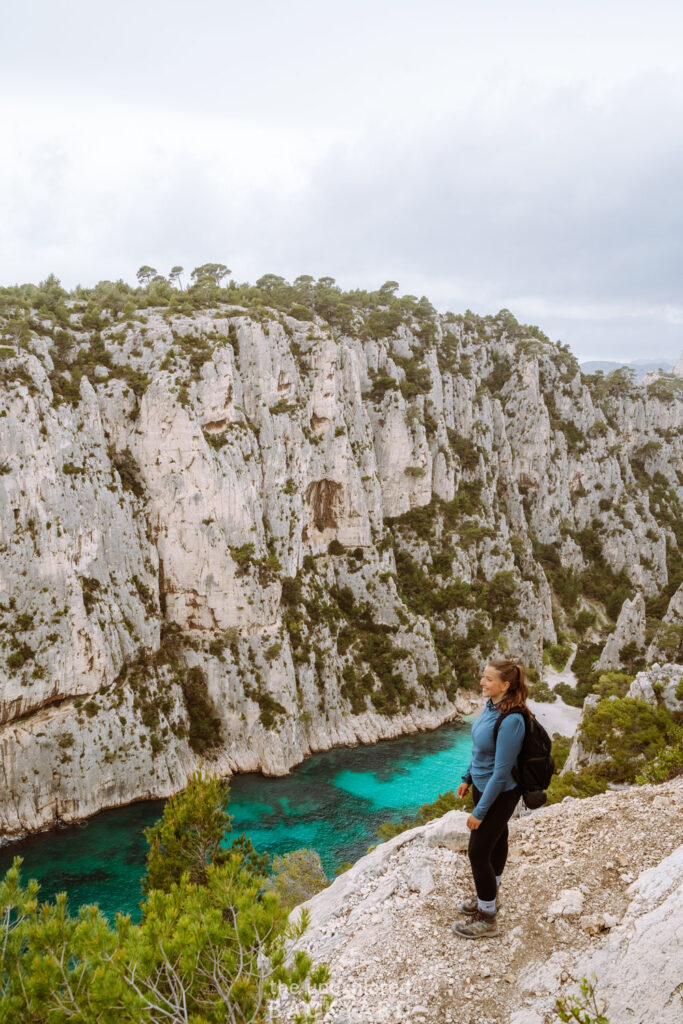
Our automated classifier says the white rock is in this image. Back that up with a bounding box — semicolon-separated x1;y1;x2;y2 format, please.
405;864;435;896
579;913;619;934
571;845;683;1023
1;304;680;834
547;888;584;917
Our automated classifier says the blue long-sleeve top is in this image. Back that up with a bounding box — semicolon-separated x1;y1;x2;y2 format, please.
462;699;525;820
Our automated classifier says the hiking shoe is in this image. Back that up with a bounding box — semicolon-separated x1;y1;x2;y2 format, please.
458;895;501;915
451;910;499;939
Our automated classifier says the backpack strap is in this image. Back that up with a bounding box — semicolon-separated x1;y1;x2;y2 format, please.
493;706;529;746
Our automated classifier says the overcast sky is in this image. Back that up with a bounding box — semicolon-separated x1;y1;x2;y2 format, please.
2;0;682;362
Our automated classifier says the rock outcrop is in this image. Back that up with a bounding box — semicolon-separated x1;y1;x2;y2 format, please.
276;778;683;1024
646;583;683;664
0;293;681;834
627;661;683;714
596;592;646;670
568;844;683;1024
563;662;683;774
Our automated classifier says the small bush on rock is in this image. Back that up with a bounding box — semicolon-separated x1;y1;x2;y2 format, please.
528;679;557;703
546;766;609;804
579;697;678;783
264;849;329;911
180;666;222;753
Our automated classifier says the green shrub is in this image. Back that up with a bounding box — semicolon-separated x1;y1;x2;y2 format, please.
0;771;328;1023
528;679;556;703
264;848;328;911
131;574;156;616
80;576;101;614
269;399;295;415
485;354;512;393
111;448;145;498
574;609;597;633
264;642;282;662
231;542;255;573
204;429;229;450
554;975;609;1024
545;643;572;671
257;691;287;729
579;697;678;782
369;373;398;402
447;430;480;471
366;304;404;340
647;373;683;401
476;571;518;628
288;303;314;321
546;765;609;803
331;585;355;616
593;672;633;698
281;575;302;607
550;733;572;773
6;642;35;670
393;355;431;399
180;666;222;753
636;732;683;784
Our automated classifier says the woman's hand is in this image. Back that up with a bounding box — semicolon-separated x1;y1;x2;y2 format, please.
466;814;482;831
457;782;470;800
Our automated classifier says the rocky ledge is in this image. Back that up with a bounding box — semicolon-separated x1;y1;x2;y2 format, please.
278;778;683;1024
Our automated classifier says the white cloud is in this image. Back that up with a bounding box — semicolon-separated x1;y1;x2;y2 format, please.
1;1;682;361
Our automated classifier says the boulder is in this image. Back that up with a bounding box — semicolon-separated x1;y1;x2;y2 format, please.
628;662;683;713
547;888;584;917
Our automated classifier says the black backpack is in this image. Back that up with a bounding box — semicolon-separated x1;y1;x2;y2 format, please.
493;707;555;809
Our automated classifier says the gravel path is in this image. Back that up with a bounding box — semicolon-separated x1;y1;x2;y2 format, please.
527;697;582;737
529;645;582;737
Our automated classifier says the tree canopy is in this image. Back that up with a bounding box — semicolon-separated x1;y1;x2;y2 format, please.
0;772;329;1023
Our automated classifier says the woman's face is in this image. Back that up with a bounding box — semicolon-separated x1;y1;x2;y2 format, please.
480;664;510;703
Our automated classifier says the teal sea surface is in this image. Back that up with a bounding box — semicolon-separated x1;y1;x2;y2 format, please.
0;721;472;921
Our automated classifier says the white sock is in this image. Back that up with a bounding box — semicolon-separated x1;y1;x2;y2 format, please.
477;897;497;915
496;874;503;888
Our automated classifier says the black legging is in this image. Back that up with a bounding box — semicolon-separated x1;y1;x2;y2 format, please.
468;784;521;902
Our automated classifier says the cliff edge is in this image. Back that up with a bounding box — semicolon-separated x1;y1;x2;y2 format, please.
280;778;683;1024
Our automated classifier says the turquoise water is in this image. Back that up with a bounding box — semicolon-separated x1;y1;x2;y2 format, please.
0;722;472;922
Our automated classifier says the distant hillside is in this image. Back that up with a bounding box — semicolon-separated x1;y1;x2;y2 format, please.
580;359;674;381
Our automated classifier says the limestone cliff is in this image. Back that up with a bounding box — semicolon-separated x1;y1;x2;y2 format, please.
0;285;681;834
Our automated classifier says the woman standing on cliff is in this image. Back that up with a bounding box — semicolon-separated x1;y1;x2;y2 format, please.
451;658;528;939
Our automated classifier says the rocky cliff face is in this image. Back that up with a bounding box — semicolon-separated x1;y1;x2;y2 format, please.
0;288;681;834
